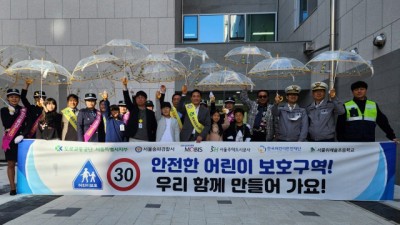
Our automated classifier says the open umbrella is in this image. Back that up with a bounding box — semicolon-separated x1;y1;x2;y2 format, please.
0;44;57;69
305;50;374;89
224;45;272;74
129;54;187;83
187;61;224;87
5;59;72;85
68;79;117;104
195;69;254;91
248;56;309;97
72;54;125;81
93;39;150;64
165;47;209;84
248;56;309;79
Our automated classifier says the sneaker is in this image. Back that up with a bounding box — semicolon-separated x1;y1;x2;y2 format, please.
10;190;17;196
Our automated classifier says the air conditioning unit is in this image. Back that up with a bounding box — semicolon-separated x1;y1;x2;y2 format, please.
303;42;315;53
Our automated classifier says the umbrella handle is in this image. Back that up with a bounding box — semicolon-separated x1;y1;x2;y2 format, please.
0;96;11;107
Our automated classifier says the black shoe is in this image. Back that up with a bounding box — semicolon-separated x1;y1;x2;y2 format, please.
10;190;17;196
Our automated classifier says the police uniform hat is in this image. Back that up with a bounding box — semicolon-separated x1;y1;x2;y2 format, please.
200;99;207;106
311;81;328;91
161;102;172;109
110;104;120;111
145;100;154;107
351;81;368;91
33;91;46;98
285;85;301;94
6;89;20;97
84;93;97;100
224;96;236;104
118;100;126;106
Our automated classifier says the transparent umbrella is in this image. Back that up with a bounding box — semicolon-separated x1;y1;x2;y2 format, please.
93;39;150;64
165;47;209;84
188;61;224;87
68;79;117;105
195;69;255;91
5;59;72;85
224;45;272;74
305;50;374;89
248;56;310;96
72;54;125;81
129;54;187;83
0;44;57;69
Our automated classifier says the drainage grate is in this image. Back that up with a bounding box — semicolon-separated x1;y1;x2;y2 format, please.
299;211;320;217
145;204;161;208
101;195;114;197
44;208;81;217
217;200;232;204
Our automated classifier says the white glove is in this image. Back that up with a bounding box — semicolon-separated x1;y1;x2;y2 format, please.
14;135;24;144
8;106;15;115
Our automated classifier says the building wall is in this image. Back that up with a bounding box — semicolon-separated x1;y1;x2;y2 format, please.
278;0;400;140
0;0;176;160
278;0;400;183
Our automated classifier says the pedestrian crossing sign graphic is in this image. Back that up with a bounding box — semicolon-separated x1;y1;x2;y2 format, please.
73;159;103;190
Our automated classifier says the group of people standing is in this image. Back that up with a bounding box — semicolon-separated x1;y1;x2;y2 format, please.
1;78;398;195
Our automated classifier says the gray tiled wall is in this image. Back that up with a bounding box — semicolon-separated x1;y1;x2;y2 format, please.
0;0;176;160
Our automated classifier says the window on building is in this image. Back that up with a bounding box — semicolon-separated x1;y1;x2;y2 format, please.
182;13;276;43
299;0;317;24
246;14;276;42
230;15;245;40
183;15;198;40
199;15;228;43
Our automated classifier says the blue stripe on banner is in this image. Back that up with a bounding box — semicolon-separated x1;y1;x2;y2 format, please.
355;146;386;200
26;143;53;194
17;139;35;194
379;142;396;200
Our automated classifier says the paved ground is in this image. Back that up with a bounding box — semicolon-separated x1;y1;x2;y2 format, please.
1;162;399;225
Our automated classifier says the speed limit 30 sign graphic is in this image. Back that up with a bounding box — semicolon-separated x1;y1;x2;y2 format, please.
107;158;141;191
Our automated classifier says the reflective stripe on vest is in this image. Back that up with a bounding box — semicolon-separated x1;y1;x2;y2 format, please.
344;100;377;122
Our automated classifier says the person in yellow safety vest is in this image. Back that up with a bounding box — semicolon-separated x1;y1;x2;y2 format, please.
336;81;398;142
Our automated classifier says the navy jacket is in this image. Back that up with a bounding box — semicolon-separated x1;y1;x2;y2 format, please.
77;108;105;142
21;89;43;138
104;100;127;142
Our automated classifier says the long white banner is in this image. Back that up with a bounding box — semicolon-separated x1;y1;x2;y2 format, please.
17;140;396;200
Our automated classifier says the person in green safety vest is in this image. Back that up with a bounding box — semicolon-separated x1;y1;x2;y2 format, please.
336;81;398;142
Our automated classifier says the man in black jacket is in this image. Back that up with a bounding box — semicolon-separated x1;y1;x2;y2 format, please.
122;78;157;142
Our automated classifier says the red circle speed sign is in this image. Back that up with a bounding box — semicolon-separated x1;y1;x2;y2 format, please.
107;158;140;191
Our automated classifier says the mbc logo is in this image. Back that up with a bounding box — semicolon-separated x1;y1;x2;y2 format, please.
184;147;203;152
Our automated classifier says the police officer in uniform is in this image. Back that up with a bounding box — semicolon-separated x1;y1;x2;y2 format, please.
77;93;105;142
307;82;345;141
1;89;29;195
21;79;46;138
273;85;308;142
336;81;398;142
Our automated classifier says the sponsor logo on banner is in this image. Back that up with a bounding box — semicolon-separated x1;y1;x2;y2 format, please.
258;145;267;153
209;146;251;153
211;146;219;152
107;158;141;191
55;145;63;152
182;144;203;152
54;144;128;153
73;160;103;190
135;146;143;153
